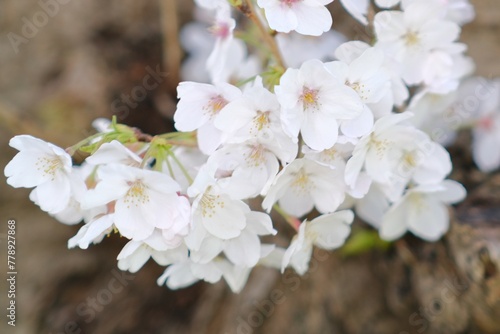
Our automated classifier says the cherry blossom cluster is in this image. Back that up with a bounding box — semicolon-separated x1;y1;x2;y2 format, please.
6;0;493;293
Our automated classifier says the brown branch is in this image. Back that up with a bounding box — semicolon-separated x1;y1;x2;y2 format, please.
159;0;182;92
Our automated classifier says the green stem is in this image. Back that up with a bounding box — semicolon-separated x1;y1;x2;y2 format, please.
273;204;300;231
168;149;194;185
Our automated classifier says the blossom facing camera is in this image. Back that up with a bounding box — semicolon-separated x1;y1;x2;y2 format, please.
276;59;364;151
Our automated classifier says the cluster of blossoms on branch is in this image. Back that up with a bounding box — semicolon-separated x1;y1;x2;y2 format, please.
5;0;498;292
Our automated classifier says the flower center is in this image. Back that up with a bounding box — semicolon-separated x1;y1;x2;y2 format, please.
246;144;266;167
291;168;311;194
209;22;231;39
408;192;426;212
253;111;271;132
204;95;229;118
124;180;149;207
404;31;420;46
300;87;320;112
200;188;224;218
369;135;390;158
35;156;63;180
281;0;301;7
346;81;369;101
321;148;338;163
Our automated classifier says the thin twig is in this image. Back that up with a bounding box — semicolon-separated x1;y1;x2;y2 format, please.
240;0;286;69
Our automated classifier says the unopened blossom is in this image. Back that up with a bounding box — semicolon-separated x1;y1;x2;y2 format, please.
275;59;364;151
257;0;334;36
380;180;466;241
82;164;190;241
174;81;241;154
282;210;353;274
5;135;73;214
262;158;346;217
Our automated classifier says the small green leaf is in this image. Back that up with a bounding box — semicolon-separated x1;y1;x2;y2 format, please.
341;229;391;257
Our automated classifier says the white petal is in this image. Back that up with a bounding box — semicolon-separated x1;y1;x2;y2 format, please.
431;180;466;204
380;198;411;241
301;112;339;151
407;197;449;241
339;0;369;25
308;210;354;249
225;230;261;267
201;195;248;239
340;105;374;138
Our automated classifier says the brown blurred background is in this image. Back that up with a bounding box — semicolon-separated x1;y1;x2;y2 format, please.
0;1;500;333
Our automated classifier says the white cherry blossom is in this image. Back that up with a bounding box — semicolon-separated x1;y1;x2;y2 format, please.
282;210;353;274
275;59;364;150
262;158;346;217
214;79;298;162
374;2;461;85
345;112;452;197
188;165;250;239
380;180;466;241
207;142;281;199
174;81;242;154
257;0;334;36
82;164;190;241
5;135;73;214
